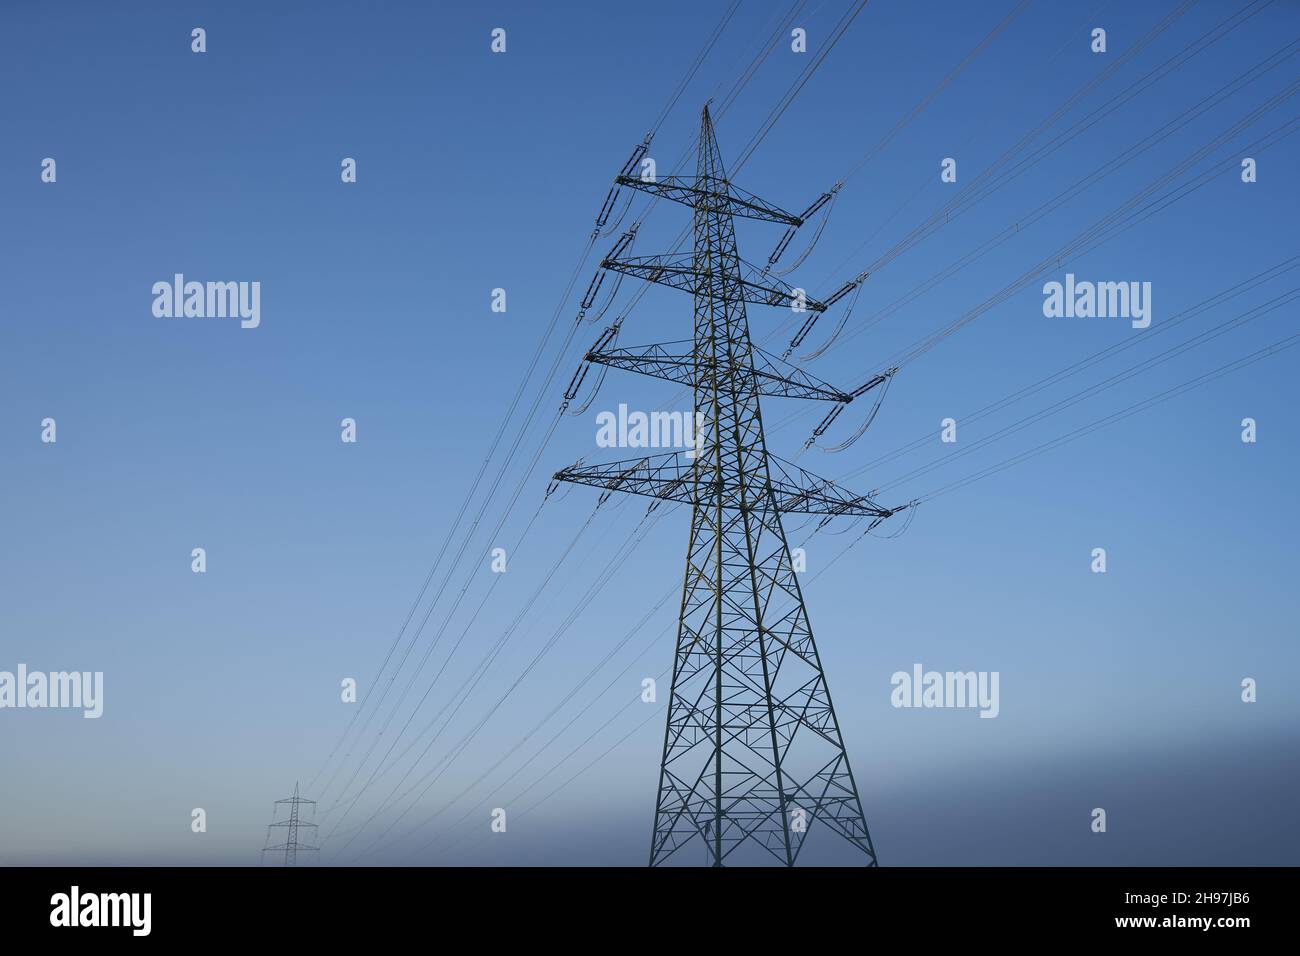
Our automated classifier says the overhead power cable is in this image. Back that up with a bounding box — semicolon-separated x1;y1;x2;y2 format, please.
315;0;876;823
912;330;1300;504
834;256;1300;482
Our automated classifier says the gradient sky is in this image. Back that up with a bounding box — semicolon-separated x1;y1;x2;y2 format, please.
2;0;1297;866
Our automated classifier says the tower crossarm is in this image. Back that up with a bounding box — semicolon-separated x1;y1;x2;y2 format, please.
262;841;320;851
601;252;828;312
585;339;851;402
765;455;893;517
553;452;894;518
614;174;803;225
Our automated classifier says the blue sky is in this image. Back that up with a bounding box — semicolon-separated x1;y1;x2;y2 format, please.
1;0;1297;866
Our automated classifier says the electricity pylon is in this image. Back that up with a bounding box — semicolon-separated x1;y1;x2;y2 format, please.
261;782;319;866
555;105;901;866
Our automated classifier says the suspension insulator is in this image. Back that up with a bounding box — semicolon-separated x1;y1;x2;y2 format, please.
593;136;653;232
823;279;861;309
788;310;823;350
618;135;653;178
609;228;636;260
766;227;798;271
591;324;619;354
594;187;622;232
799;188;836;221
564;360;593;402
849;368;895;399
580;270;607;311
811;403;847;439
767;189;837;272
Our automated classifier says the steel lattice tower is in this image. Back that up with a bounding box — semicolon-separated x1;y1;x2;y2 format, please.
261;782;319;866
556;106;900;866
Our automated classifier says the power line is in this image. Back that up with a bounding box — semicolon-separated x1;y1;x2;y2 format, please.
913;330;1300;504
833;256;1300;480
307;0;752;801
836;0;1033;187
764;41;1299;441
413;316;1300;864
810;0;1202;299
793;34;1298;370
333;2;1171;854
315;0;880;837
422;523;863;865
314;1;1289;868
877;96;1298;372
876;289;1298;494
319;495;608;844
328;502;669;858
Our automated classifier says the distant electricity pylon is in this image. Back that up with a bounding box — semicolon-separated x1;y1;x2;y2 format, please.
261;782;319;866
555;105;906;866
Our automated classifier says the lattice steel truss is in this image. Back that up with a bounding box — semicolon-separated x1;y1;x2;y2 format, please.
556;106;898;866
261;782;319;866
